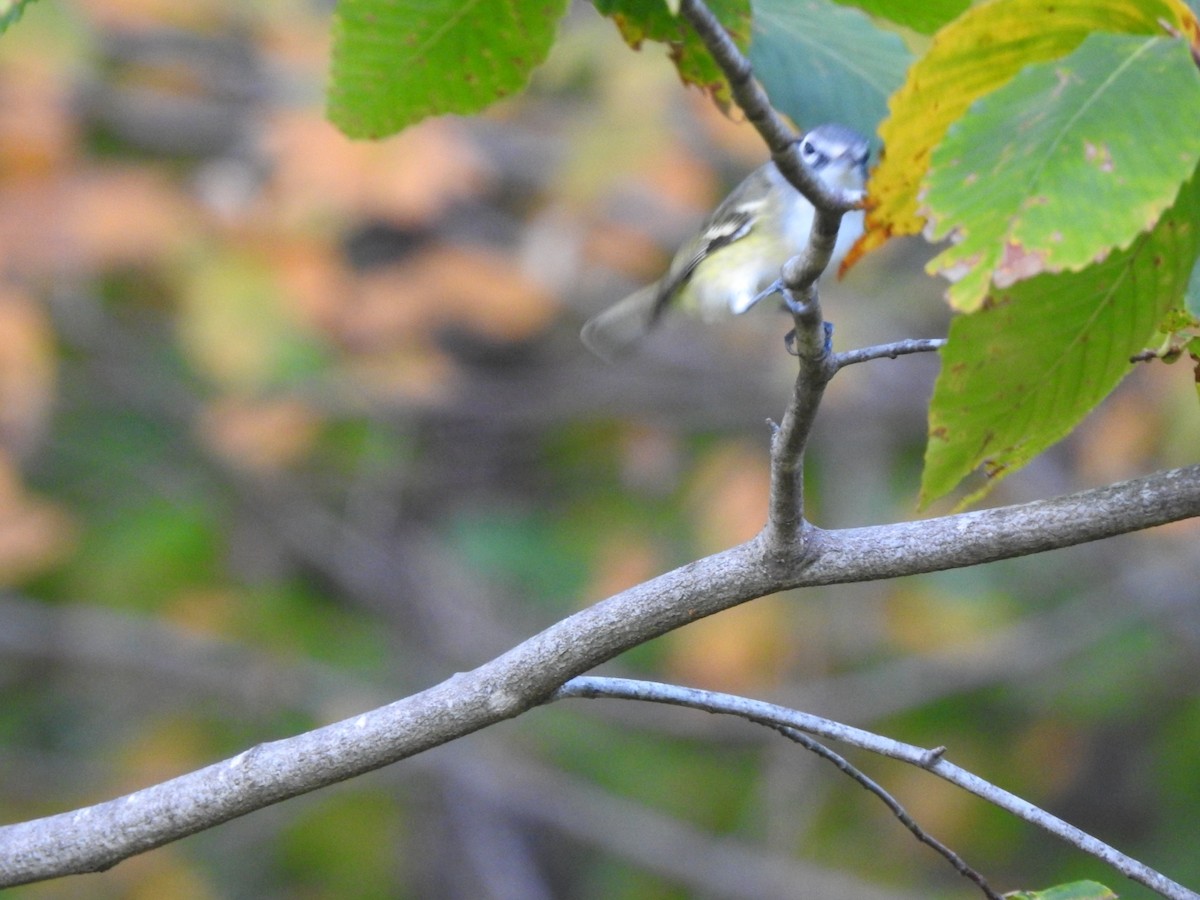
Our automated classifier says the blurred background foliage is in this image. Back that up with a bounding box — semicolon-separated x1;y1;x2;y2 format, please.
0;1;1197;898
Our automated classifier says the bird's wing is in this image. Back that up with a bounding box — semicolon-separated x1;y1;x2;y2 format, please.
651;200;760;321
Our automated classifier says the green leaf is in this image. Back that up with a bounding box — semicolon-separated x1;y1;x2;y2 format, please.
328;0;571;139
595;0;751;110
1007;881;1118;900
0;0;36;36
921;165;1200;506
924;33;1200;312
860;0;1199;260
831;0;969;34
73;499;219;613
750;0;912;141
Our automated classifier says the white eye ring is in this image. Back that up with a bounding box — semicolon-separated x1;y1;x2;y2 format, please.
800;138;826;168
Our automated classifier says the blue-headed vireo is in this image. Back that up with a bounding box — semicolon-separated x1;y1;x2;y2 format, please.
581;123;869;360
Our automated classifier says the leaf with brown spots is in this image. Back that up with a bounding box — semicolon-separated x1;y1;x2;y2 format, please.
858;0;1200;272
921;163;1200;506
923;33;1200;311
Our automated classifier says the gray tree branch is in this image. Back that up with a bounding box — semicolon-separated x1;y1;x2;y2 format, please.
555;677;1199;900
1;463;1197;886
3;1;1198;892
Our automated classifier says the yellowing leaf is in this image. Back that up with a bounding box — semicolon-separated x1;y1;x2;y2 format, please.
923;34;1200;311
177;248;330;390
858;0;1200;262
833;0;969;35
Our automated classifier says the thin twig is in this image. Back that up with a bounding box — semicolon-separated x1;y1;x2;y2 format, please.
834;338;946;369
1;466;1198;887
554;677;1200;900
677;0;862;299
771;725;1002;900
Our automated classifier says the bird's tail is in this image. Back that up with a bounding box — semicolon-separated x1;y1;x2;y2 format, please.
579;284;660;362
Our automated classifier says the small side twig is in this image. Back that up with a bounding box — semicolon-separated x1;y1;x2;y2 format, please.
766;328;943;556
771;725;1002;900
834;338;946;370
554;676;1200;900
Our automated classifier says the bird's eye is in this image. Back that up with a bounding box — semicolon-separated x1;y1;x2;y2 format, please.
800;138;826;167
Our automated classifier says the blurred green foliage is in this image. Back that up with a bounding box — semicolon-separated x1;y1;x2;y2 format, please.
0;1;1195;899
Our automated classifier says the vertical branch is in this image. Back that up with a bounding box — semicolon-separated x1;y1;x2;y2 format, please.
677;0;863;560
676;0;793;151
766;290;836;556
676;0;854;211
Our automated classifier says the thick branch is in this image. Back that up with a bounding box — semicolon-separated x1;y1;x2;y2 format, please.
1;465;1197;886
794;465;1200;586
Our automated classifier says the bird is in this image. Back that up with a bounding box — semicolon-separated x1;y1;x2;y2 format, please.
580;123;869;360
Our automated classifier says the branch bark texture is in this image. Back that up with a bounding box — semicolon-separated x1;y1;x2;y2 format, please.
555;677;1200;900
1;464;1198;886
4;1;1199;891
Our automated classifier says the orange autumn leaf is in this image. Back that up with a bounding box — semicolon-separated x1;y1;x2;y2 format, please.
196;396;321;472
266;113;491;226
665;596;793;692
68;165;199;268
0;286;56;458
340;244;558;348
0;61;77;177
0;452;76;585
685;440;770;552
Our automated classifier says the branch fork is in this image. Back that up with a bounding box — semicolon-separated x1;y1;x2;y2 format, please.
3;3;1200;897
